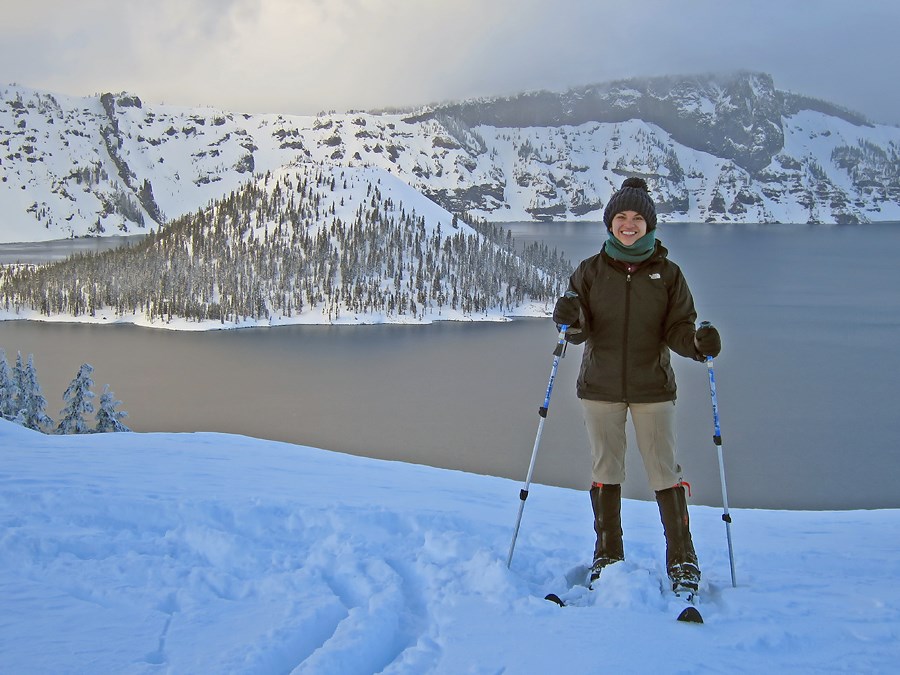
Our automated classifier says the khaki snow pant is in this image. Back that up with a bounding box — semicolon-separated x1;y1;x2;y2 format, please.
580;399;682;492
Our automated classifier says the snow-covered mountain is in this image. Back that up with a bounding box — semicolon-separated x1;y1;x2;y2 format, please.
2;72;898;243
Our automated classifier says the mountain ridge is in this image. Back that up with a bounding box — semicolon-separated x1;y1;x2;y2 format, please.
1;71;899;243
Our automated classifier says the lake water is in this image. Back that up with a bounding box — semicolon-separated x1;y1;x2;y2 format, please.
0;234;146;264
2;222;899;510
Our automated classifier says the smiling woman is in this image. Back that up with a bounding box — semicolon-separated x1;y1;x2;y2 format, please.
552;177;719;593
602;177;657;259
609;211;648;246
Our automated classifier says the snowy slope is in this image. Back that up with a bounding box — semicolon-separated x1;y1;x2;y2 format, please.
1;418;898;673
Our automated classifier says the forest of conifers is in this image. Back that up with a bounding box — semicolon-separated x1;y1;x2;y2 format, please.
0;169;571;324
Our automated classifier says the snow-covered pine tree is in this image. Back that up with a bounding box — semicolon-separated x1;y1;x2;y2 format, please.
0;350;18;420
12;351;27;414
94;384;130;433
20;354;52;432
56;363;96;435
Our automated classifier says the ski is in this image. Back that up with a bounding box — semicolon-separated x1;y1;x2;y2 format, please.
546;590;702;623
542;563;592;607
676;605;703;623
670;579;704;623
673;589;703;623
545;571;704;623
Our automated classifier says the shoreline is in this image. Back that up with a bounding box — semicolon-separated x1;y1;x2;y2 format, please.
0;303;554;332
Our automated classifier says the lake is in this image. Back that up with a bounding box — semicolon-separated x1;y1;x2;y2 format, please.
0;234;147;265
2;221;898;510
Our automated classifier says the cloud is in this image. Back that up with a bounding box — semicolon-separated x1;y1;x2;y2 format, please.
2;0;898;123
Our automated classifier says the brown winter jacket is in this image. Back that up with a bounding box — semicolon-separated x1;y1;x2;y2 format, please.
560;242;703;403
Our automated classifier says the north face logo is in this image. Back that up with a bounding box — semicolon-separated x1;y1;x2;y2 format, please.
649;273;661;280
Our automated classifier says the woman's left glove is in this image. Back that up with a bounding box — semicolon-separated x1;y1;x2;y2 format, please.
694;322;721;358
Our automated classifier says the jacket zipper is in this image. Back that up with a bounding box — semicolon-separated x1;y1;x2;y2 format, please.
622;273;631;401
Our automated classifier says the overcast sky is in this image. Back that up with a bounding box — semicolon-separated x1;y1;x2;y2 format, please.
3;0;898;125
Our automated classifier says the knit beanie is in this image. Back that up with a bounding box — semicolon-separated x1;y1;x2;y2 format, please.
603;177;657;231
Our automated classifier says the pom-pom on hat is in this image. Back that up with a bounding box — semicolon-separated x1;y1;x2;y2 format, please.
603;177;657;231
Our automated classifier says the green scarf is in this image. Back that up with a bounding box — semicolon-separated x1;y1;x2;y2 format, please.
603;229;657;263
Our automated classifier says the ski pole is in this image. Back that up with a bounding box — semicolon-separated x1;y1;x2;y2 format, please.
506;320;571;569
701;330;737;588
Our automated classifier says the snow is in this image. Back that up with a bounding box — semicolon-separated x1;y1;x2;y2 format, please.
0;161;561;330
2;418;898;673
5;81;900;244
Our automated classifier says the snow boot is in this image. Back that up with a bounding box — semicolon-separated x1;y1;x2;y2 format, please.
589;482;624;582
655;484;701;594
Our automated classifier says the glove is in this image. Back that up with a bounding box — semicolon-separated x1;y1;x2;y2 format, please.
694;322;721;358
552;293;580;326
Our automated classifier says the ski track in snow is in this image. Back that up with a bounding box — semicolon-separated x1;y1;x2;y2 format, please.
1;420;899;673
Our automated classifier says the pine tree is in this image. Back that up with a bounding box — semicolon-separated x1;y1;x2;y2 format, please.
56;363;95;435
95;385;130;433
0;350;18;420
12;351;27;415
20;354;52;432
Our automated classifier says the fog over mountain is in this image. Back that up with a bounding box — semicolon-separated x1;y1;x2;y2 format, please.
7;1;898;127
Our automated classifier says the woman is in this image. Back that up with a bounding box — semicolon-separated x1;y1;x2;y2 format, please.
552;177;721;596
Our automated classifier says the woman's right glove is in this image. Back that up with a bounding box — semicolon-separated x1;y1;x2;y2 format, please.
552;293;580;326
694;322;722;358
